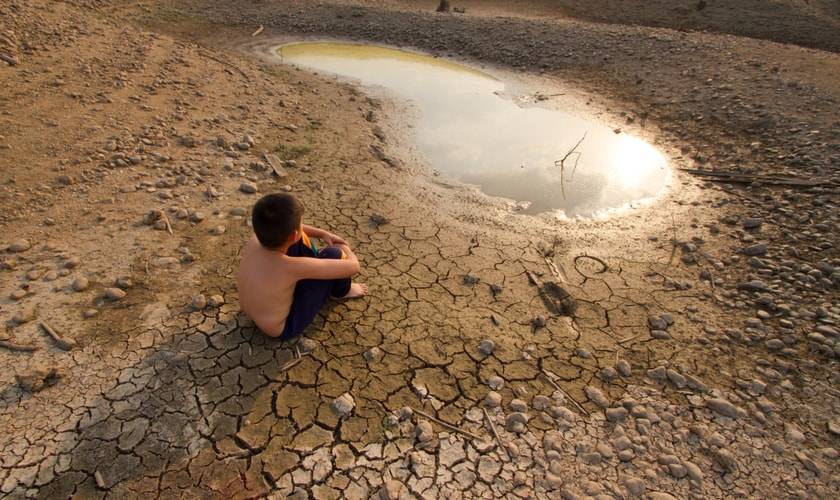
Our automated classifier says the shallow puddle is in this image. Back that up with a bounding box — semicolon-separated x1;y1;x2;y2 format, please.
278;42;670;217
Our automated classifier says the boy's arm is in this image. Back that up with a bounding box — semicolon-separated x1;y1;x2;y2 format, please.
292;252;360;280
302;224;347;246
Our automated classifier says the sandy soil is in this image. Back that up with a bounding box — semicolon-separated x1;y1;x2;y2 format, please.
0;0;838;498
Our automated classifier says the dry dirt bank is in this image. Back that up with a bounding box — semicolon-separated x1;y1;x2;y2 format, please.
345;0;840;53
0;0;838;498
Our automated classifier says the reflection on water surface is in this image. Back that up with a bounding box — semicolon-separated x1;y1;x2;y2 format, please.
278;42;670;217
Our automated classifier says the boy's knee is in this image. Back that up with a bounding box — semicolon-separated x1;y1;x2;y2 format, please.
318;246;343;260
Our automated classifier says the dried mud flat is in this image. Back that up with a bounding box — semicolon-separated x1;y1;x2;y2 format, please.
1;0;839;499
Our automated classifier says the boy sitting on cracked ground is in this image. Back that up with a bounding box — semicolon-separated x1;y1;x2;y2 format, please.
237;193;368;338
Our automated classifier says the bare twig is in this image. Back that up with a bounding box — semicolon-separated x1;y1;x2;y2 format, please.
668;214;678;265
199;50;250;81
161;212;173;235
0;339;38;352
554;132;587;199
412;408;482;441
541;369;590;417
40;322;76;351
483;408;510;461
573;254;608;276
251;25;264;37
617;334;639;345
280;358;302;371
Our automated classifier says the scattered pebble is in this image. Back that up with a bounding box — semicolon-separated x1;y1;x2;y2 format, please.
104;288;126;301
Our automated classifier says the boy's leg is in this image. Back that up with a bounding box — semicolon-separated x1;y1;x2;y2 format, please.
281;246;352;338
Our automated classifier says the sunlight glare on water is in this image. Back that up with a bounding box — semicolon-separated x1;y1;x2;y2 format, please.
278;42;670;217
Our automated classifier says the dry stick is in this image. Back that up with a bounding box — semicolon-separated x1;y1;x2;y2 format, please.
280;358;302;371
251;25;264;37
160;211;173;235
667;214;678;265
0;339;38;352
554;132;587;199
541;369;590;417
617;334;639;345
40;322;76;351
412;408;482;441
200;50;250;82
483;408;510;461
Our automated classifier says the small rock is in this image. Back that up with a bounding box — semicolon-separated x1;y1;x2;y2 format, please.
239;182;258;194
72;277;90;292
298;338;317;353
64;257;81;269
463;274;480;285
478;339;495;355
16;365;60;393
505;412;529;433
190;294;207;310
606;407;629;422
207;295;225;308
532;315;546;328
509;398;528;412
616;359;632;377
649;316;668;330
415;420;434;442
484;391;502;408
742;243;768;256
585;385;610;408
532;395;551;411
487;375;504;390
83;309;99;319
363;346;382;362
369;213;390;226
104;288;126;301
8;239;31;253
210;225;226;235
12;307;35;324
331;393;355;417
706;398;740;418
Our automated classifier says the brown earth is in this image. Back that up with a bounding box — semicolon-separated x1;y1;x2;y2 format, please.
0;0;838;498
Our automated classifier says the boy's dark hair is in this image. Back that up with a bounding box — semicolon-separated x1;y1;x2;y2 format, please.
252;193;304;249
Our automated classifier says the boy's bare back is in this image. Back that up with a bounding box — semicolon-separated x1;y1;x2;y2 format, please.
237;236;298;336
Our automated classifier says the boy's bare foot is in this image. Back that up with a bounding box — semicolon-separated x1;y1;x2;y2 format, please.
342;283;368;299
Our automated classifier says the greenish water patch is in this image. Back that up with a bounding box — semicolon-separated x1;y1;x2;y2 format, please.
278;42;671;217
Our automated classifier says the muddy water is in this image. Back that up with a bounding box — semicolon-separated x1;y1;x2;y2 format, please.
278;42;670;217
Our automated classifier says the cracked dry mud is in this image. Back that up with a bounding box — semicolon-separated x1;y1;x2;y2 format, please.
1;0;839;499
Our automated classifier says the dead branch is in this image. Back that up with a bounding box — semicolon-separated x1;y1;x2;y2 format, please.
541;369;590;417
413;408;482;440
483;408;510;461
280;358;302;371
667;214;678;265
554;132;587;199
251;25;264;37
40;322;76;350
0;339;38;352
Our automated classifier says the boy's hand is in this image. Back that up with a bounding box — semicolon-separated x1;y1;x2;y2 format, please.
321;232;347;246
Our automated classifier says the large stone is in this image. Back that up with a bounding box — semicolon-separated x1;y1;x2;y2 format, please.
16;365;60;392
706;398;739;418
331;393;355;418
8;239;31;252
